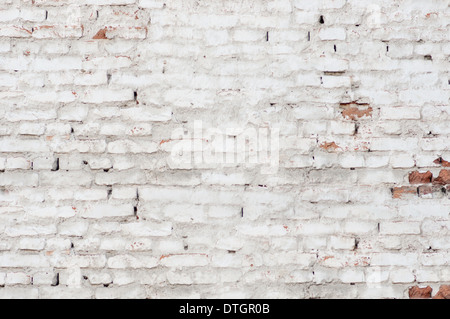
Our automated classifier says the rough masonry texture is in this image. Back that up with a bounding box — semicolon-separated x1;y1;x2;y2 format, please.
0;0;449;299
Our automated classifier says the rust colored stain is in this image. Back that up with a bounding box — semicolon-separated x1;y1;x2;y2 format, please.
351;257;370;267
433;157;450;167
408;171;433;184
319;141;340;152
392;186;417;199
409;286;432;299
93;28;108;39
14;26;33;35
35;25;55;30
159;139;171;145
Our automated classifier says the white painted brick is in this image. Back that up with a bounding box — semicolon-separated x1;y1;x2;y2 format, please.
107;255;158;269
0;288;38;299
319;28;346;41
81;89;134;104
380;222;421;235
371;253;418;266
58;221;89;237
88;273;113;285
0;254;50;268
5;157;32;170
18;238;46;251
87;158;112;170
79;204;134;219
0;0;446;299
46;238;72;250
18;123;45;135
74;189;108;201
329;236;355;250
111;186;137;199
0;9;20;22
0;73;17;87
0;138;50;153
0;172;39;187
120;222;172;237
5;273;32;285
0;41;10;52
380;107;421;120
415;269;440;283
339;269;365;283
296;73;321;87
138;0;165;8
20;8;47;22
390;154;415;168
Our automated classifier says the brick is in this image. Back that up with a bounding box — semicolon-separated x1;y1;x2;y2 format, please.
5;272;32;285
31;57;82;71
5;224;56;237
107;140;158;154
0;254;50;268
390;269;415;283
392;186;417;199
409;171;432;184
0;288;38;299
0;25;32;37
18;238;46;251
0;172;39;187
120;222;172;237
0;139;50;153
409;286;432;299
371;253;418;266
95;170;146;185
32;25;83;39
53;255;107;269
433;285;450;299
79;204;134;219
379;222;421;235
319;28;346;41
5;157;32;170
0;0;446;300
40;172;92;187
81;89;135;104
432;170;450;185
107;255;158;269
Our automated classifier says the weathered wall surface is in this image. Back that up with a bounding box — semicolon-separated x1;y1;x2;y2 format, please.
0;0;449;299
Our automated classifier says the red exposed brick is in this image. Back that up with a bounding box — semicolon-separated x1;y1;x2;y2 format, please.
433;157;450;167
409;286;432;299
340;102;373;120
93;28;108;39
319;141;340;152
433;285;450;299
392;186;417;199
408;171;432;184
417;185;432;196
432;170;450;185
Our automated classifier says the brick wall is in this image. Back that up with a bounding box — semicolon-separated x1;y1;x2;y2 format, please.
0;0;449;299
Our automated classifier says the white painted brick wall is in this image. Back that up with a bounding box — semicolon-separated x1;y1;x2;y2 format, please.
0;0;449;299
